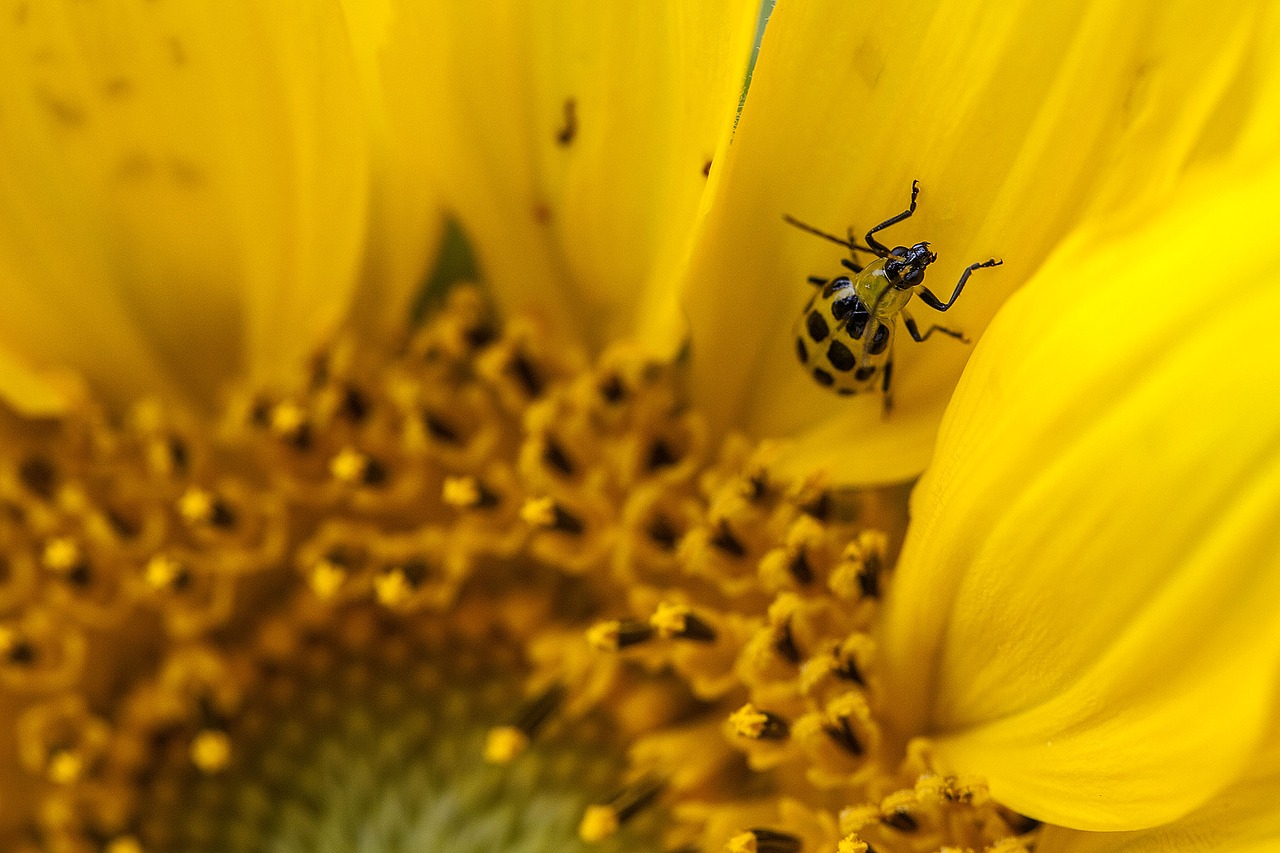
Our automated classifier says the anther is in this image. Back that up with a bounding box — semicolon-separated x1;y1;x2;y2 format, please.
41;537;84;575
597;374;627;403
338;385;371;422
18;455;58;499
773;620;801;664
442;476;499;509
520;497;584;535
823;716;863;756
374;561;428;608
837;836;870;853
145;554;189;591
739;470;769;502
578;777;663;842
178;487;236;528
788;549;814;585
647;438;680;471
587;620;655;651
422;410;463;445
649;603;716;642
0;627;35;665
268;399;305;432
725;828;802;853
190;729;231;773
308;559;348;600
879;790;920;832
485;684;565;764
729;704;789;740
508;350;544;397
330;447;387;487
541;436;576;476
646;514;681;551
710;520;747;558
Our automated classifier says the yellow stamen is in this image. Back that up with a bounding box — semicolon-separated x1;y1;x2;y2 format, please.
269;401;307;435
145;554;183;590
374;569;411;607
837;837;869;853
725;831;758;853
578;804;620;842
190;729;231;773
443;475;483;508
41;537;82;574
330;447;370;484
178;487;215;524
520;496;558;527
309;560;348;600
648;602;689;637
483;726;529;764
47;749;83;784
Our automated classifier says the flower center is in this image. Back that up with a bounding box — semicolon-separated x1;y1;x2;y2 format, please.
0;286;1040;853
133;619;657;853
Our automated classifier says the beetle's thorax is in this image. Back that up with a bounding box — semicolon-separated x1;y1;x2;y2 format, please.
856;258;914;319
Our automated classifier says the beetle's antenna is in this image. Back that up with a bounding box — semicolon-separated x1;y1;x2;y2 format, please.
783;215;875;255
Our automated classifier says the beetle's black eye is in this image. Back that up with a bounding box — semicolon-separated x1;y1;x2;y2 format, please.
903;267;924;287
890;246;909;257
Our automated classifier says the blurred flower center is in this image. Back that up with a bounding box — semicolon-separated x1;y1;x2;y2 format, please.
2;288;1037;853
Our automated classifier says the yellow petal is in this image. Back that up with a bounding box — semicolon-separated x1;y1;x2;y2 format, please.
1038;731;1280;852
0;0;369;412
879;153;1280;829
338;0;442;336
379;0;759;352
681;0;1264;484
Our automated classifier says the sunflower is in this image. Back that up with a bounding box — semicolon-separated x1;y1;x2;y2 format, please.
2;1;1278;852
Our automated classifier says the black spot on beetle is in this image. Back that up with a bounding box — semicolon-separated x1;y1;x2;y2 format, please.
869;323;891;355
812;367;834;386
795;337;808;363
854;365;877;381
837;388;857;396
806;311;829;343
826;340;856;372
846;307;871;339
831;294;858;321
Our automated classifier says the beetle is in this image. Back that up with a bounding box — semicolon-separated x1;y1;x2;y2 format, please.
785;181;1001;409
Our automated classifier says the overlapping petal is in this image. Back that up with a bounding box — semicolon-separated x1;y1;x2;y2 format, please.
378;0;759;353
0;0;370;413
879;153;1280;829
682;0;1263;484
1039;732;1280;852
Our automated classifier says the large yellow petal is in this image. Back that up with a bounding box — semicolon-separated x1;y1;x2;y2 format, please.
1038;730;1280;852
338;0;442;337
0;0;369;412
878;155;1280;829
379;0;759;352
682;0;1263;484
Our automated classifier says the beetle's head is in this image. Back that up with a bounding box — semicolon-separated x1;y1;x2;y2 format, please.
884;242;937;289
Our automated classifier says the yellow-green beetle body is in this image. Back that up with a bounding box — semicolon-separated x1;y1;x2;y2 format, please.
786;181;1002;405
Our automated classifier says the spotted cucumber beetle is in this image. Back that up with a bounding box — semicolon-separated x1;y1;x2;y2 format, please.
786;181;1001;409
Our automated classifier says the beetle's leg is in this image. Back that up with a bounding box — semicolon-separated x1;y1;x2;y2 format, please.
902;309;969;344
865;180;920;257
917;257;1003;312
879;358;895;418
840;258;864;274
807;276;829;287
